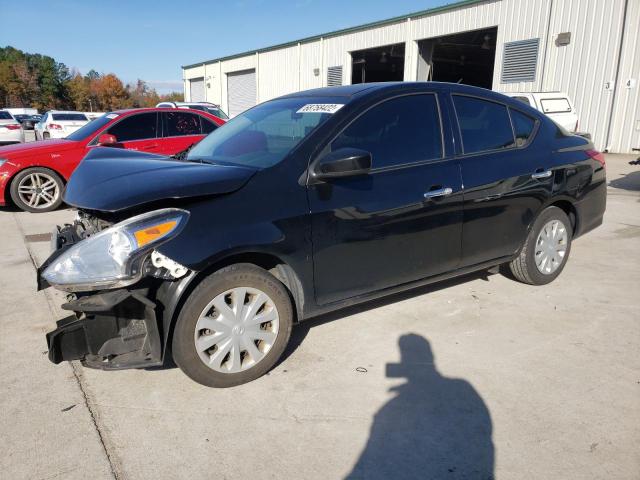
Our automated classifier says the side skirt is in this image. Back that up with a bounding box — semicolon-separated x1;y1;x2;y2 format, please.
302;256;513;321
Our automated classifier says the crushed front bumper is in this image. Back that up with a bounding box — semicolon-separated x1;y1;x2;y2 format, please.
46;288;163;369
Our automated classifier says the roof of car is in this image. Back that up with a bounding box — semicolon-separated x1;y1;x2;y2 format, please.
110;107;224;118
280;81;498;99
48;110;90;114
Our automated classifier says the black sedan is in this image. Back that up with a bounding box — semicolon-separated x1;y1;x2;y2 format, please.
39;82;606;387
13;114;41;130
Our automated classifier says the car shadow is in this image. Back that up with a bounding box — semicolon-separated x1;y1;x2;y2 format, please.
149;269;498;372
346;334;494;479
278;269;497;367
609;170;640;191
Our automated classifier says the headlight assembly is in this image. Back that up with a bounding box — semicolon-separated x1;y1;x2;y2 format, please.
42;208;189;292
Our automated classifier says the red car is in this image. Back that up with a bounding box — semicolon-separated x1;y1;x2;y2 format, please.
0;108;225;212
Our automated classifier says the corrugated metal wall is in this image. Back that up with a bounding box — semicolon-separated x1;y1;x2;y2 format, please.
183;0;637;152
608;0;640;153
542;0;627;151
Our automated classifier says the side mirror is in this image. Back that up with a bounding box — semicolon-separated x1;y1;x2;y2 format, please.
97;133;118;146
313;148;372;180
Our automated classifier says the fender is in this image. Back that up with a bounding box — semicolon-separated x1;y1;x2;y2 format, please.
154;255;307;362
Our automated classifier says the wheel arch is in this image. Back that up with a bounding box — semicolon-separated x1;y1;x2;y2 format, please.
539;198;578;235
156;251;306;362
4;165;67;207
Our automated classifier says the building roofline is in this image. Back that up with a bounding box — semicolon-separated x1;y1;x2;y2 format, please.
182;0;486;69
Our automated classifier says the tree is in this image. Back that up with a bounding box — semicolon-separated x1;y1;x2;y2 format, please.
67;73;91;111
0;46;183;111
92;74;129;110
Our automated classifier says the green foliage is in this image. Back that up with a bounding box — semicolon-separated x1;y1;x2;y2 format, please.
0;46;183;112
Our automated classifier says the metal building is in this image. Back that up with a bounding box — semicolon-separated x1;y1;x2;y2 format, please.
182;0;639;153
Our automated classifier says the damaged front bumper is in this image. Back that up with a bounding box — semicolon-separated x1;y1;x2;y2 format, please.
41;218;194;370
46;288;163;369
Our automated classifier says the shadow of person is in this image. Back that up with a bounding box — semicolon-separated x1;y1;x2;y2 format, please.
347;334;494;480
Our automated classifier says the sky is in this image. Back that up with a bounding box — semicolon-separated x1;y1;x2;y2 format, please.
0;0;452;93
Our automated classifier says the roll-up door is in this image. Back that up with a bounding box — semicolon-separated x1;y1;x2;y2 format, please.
189;78;205;102
227;69;256;117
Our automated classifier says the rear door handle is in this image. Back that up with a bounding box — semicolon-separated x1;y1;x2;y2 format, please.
424;187;453;199
531;169;552;179
142;144;159;150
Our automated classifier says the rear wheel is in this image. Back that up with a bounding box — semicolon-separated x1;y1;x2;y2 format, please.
508;206;572;285
172;264;293;387
10;167;64;213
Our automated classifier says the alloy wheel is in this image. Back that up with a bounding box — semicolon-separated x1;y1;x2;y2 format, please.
194;287;280;373
17;172;60;210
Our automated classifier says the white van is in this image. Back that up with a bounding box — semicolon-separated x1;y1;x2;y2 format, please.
501;92;581;133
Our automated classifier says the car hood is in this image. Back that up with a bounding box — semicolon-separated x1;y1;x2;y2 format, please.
64;147;258;212
0;139;79;157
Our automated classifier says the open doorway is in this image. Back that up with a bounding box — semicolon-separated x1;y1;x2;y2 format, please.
351;43;405;84
417;27;497;89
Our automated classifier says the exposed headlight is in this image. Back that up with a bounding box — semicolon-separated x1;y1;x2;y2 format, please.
43;208;189;292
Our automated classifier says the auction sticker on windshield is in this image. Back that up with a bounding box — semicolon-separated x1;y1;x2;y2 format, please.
296;104;344;114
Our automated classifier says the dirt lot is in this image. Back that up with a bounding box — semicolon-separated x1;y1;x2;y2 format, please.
1;154;638;479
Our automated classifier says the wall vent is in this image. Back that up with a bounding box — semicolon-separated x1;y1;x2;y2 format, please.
327;66;343;86
501;38;539;83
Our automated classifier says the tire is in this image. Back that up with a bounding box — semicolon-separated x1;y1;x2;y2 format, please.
10;167;64;213
508;206;572;285
172;264;294;387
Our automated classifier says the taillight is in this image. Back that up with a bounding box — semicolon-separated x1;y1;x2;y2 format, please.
5;124;21;130
49;123;62;130
586;149;606;168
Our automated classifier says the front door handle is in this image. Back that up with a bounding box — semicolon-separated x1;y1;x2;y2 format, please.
424;187;453;199
531;169;552;179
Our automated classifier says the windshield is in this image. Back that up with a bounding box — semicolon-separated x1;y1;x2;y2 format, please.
52;113;88;121
187;97;342;168
205;106;229;119
65;113;117;141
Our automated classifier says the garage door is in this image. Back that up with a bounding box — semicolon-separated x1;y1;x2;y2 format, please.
227;69;256;117
189;78;205;102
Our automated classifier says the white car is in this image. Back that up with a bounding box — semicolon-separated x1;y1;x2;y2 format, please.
156;101;229;120
0;110;25;145
35;111;90;140
501;92;581;133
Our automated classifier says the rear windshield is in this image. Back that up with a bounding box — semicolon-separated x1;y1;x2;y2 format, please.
204;106;229;120
52;113;88;121
0;111;13;119
65;113;117;141
187;97;341;168
540;98;572;114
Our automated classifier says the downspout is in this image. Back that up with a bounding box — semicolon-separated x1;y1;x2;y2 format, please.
539;0;554;90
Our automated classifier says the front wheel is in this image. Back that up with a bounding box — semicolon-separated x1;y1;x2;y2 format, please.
172;264;294;387
508;206;572;285
10;167;64;213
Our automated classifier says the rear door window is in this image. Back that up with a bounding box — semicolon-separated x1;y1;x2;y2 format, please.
106;112;158;142
200;117;219;134
331;94;443;168
165;111;202;137
509;109;537;146
453;95;515;154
